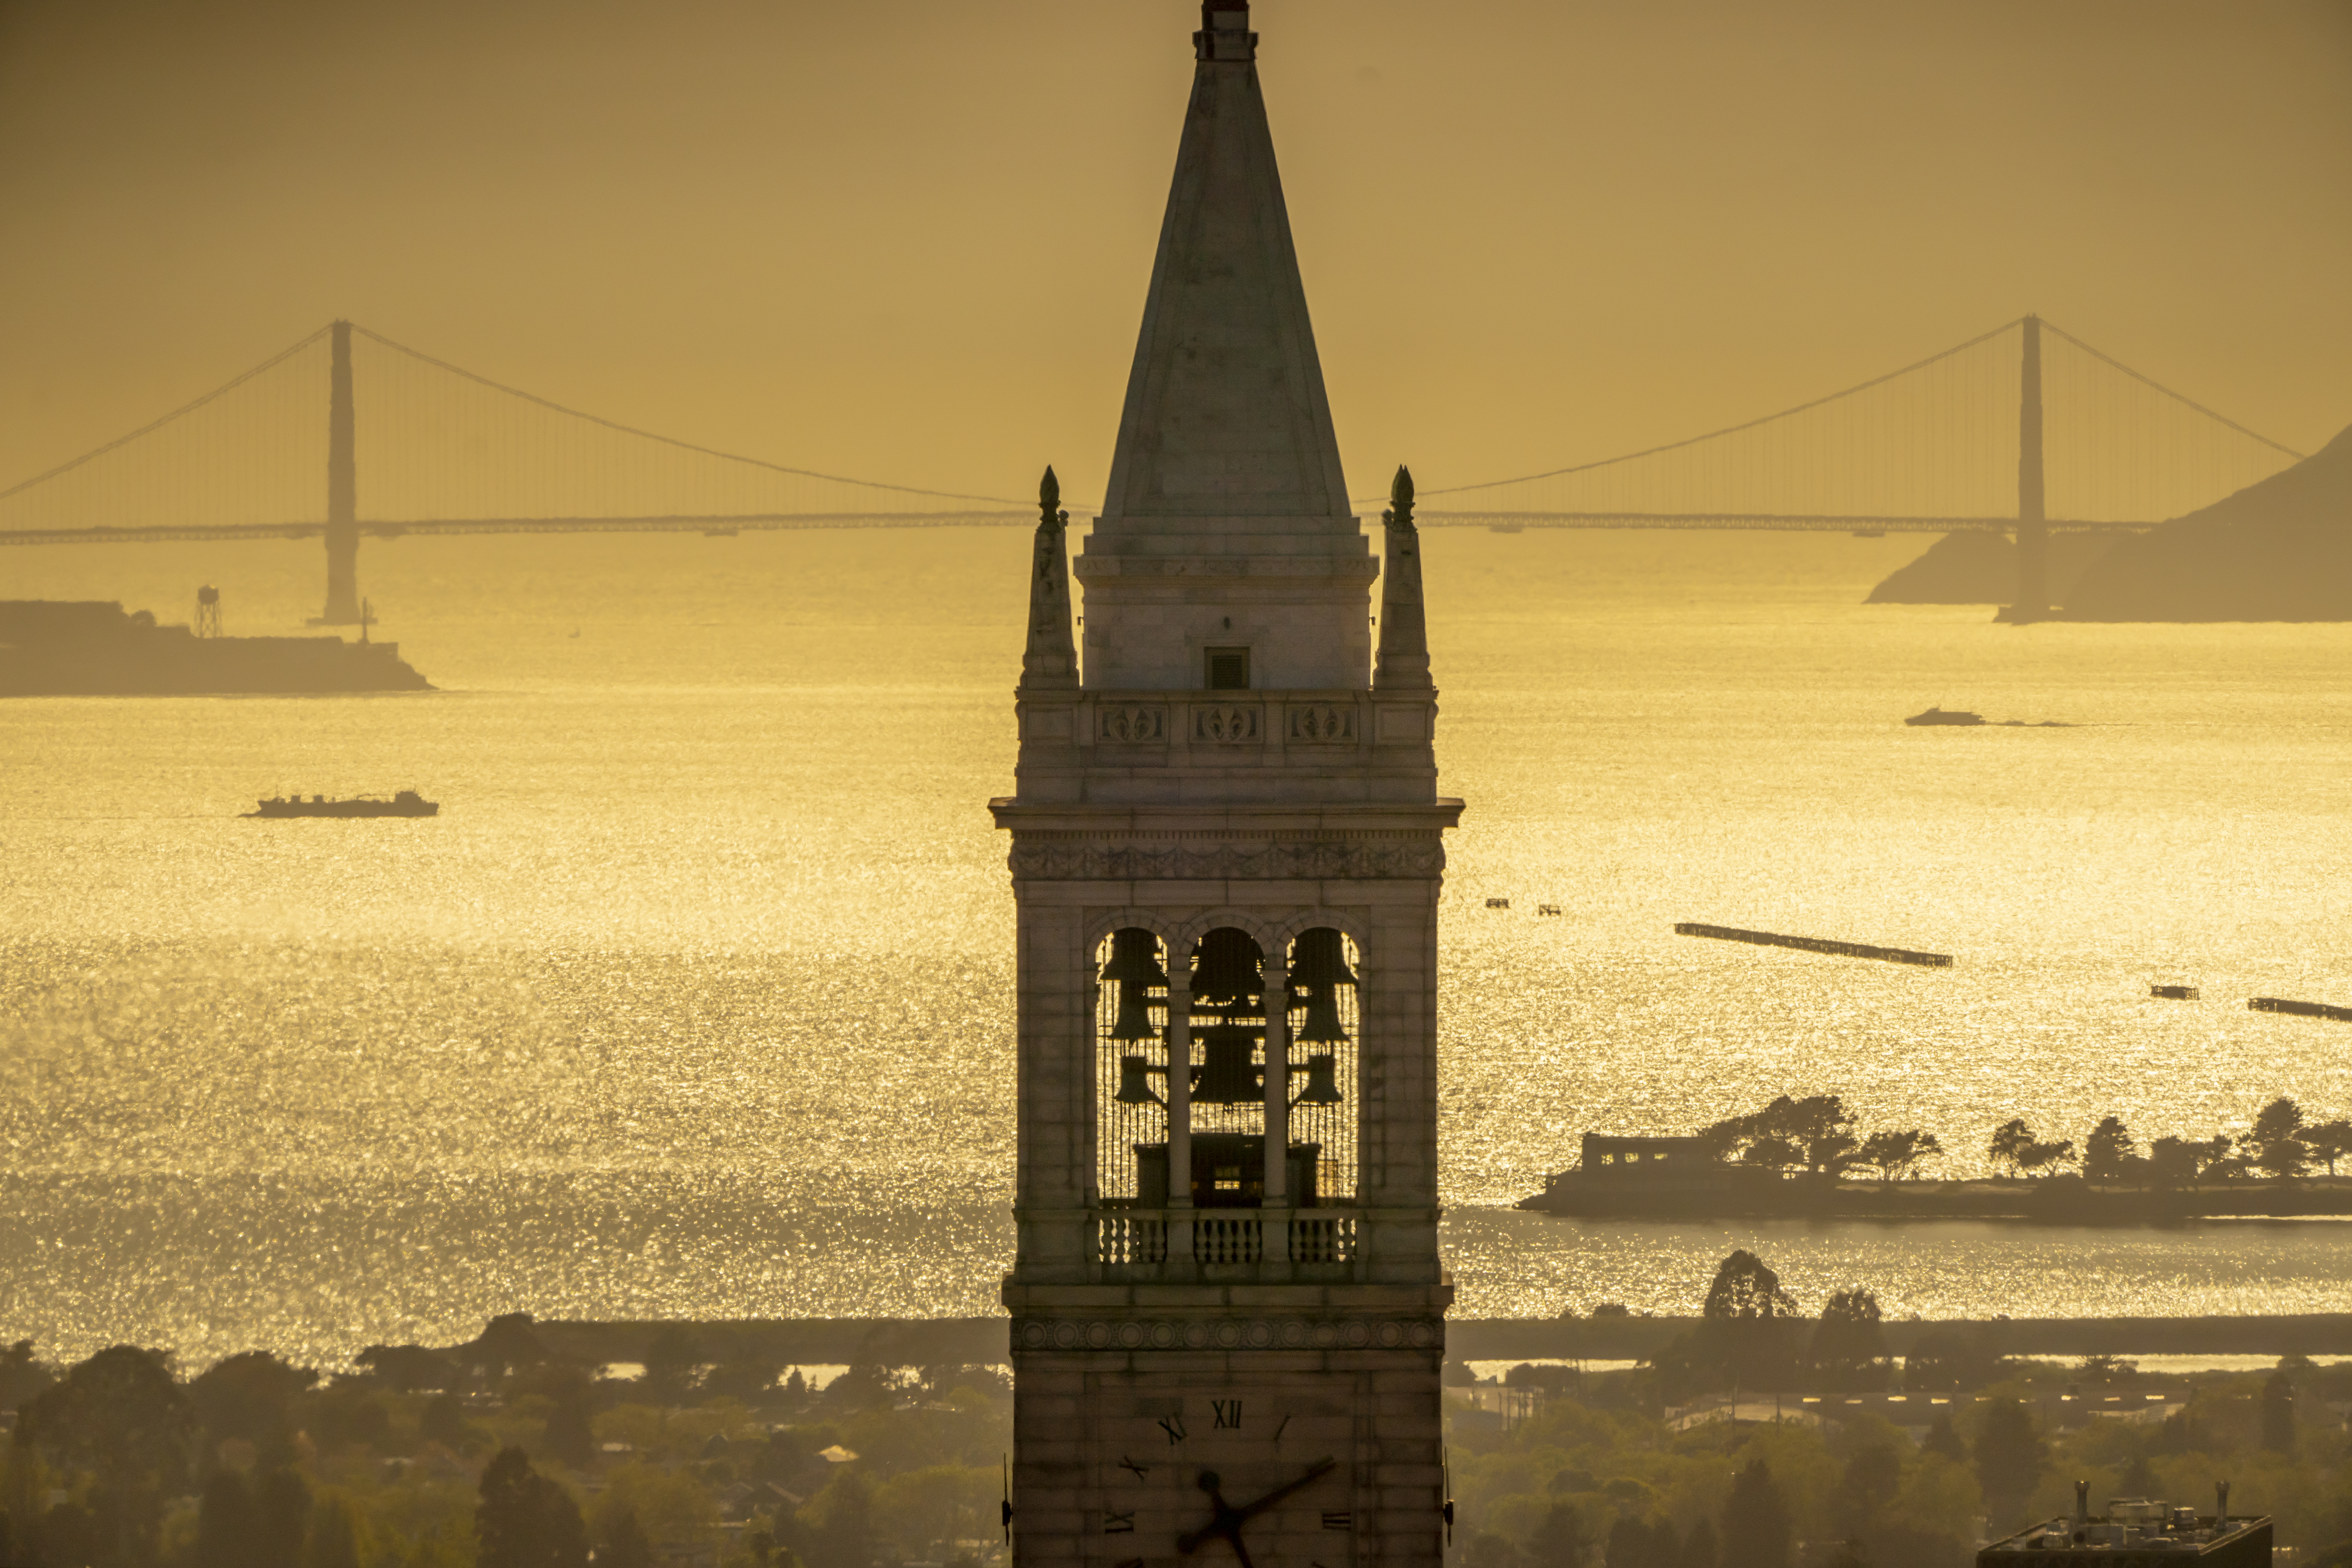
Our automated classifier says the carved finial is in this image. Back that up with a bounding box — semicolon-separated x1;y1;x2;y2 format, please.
1039;466;1062;530
1374;462;1432;693
1021;463;1078;688
1389;465;1415;530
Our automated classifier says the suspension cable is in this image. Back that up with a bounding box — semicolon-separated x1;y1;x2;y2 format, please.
349;324;1026;508
1375;318;2026;502
2038;319;2306;460
0;325;332;502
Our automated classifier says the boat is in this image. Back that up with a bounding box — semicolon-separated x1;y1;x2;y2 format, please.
248;790;438;818
1905;706;1985;726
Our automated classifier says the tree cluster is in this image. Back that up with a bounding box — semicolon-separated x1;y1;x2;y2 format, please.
2017;1097;2352;1183
0;1321;1013;1568
1696;1097;1944;1182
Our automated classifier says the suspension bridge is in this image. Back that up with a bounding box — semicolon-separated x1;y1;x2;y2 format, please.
0;316;2303;623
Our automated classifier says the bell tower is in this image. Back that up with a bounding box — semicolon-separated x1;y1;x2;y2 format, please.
992;6;1460;1567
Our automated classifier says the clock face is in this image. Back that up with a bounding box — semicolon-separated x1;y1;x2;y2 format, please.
1087;1379;1361;1568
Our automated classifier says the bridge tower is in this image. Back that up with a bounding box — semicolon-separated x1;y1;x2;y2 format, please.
2013;314;2048;620
993;6;1460;1568
320;319;362;625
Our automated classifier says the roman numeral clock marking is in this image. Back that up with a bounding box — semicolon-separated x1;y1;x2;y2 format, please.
1159;1414;1188;1445
1212;1399;1242;1430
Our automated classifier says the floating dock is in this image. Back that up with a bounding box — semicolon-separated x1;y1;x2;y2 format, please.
1674;922;1953;968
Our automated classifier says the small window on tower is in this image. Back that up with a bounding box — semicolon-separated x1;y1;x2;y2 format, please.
1205;647;1251;690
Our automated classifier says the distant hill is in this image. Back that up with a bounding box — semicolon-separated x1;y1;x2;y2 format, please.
2061;421;2352;621
1865;530;2117;606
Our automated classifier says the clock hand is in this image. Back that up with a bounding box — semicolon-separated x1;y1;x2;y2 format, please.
1230;1456;1337;1525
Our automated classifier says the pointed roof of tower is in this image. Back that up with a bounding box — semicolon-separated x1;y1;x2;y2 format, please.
1094;2;1354;534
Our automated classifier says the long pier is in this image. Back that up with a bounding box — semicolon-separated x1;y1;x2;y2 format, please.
2251;996;2352;1023
1674;922;1953;968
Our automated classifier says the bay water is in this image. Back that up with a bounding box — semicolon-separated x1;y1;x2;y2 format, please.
4;526;2348;1365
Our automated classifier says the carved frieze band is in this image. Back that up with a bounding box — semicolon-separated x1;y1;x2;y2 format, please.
1009;839;1444;881
1013;1317;1443;1353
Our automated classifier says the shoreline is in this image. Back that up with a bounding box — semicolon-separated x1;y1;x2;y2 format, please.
488;1312;2352;1368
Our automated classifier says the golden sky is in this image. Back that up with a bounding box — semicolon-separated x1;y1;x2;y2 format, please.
2;0;2346;512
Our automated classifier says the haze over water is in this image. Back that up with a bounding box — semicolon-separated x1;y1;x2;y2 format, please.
5;526;2351;1366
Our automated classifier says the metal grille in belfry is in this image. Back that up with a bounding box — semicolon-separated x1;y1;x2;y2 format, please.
1185;928;1267;1145
1094;927;1168;1202
1284;927;1360;1202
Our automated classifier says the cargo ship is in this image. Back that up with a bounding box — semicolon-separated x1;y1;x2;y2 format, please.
0;600;431;696
249;790;438;819
1905;705;1984;726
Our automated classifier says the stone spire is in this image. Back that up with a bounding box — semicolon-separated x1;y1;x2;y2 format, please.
1093;0;1349;532
1075;0;1375;691
1374;465;1432;691
1020;466;1077;689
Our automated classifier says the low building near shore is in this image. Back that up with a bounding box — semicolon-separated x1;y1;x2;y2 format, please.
1981;1485;2270;1564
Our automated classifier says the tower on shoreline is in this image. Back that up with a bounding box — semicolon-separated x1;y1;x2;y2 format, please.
992;6;1461;1567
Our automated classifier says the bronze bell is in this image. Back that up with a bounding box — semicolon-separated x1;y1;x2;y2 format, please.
1293;991;1348;1044
1192;1024;1262;1104
1102;929;1167;1041
1189;928;1264;1011
1292;1053;1345;1106
1286;927;1357;991
1114;1054;1163;1106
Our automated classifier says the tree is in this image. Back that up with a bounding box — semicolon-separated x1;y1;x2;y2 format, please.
420;1392;468;1449
471;1315;551;1379
16;1345;198;1568
1703;1251;1800;1321
476;1446;588;1568
1829;1444;1902;1536
802;1467;875;1568
191;1471;260;1568
1856;1130;1942;1182
530;1367;599;1470
1718;1461;1791;1568
1922;1410;1967;1461
598;1506;656;1568
2085;1116;2136;1182
2017;1138;2077;1178
2304;1119;2352;1176
303;1494;364;1568
1676;1518;1717;1568
1989;1119;2034;1176
1811;1290;1887;1389
1527;1500;1588;1568
1974;1398;2046;1528
253;1467;314;1568
1604;1515;1668;1568
2243;1097;2313;1177
1698;1095;1861;1175
354;1344;457;1394
2262;1370;2296;1453
641;1327;701;1405
2148;1134;2234;1186
0;1342;55;1412
187;1352;318;1448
